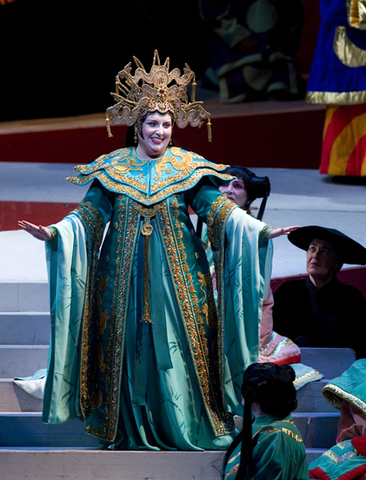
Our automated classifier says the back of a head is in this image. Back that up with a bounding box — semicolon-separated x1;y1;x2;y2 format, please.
223;363;298;479
242;362;297;418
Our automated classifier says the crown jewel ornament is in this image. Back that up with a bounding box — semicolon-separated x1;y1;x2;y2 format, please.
106;50;212;141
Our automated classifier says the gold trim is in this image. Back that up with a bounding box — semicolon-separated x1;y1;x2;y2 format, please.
259;334;294;357
324;443;361;463
256;423;304;444
47;226;58;238
322;383;366;414
154;148;194;179
150;166;230;193
224;453;240;479
69;168;233;206
260;224;274;237
106;50;212;136
281;427;304;444
224;421;303;478
106;198;140;441
293;367;322;387
334;26;366;66
226;451;240;466
346;0;366;29
110;149;148;173
72;201;105;420
84;197;141;442
69;148;231;203
306;90;366;105
131;200;167;324
157;197;232;435
206;196;237;400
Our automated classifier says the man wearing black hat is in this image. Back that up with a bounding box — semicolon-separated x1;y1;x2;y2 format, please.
273;226;366;359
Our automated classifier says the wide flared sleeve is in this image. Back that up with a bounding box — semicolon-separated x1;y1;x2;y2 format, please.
42;182;114;424
219;207;273;414
190;183;273;415
42;215;88;423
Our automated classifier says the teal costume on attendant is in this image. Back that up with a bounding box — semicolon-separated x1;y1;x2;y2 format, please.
309;438;366;480
309;359;366;479
42;146;273;450
223;414;309;479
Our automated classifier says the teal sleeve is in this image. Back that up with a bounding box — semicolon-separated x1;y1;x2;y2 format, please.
42;181;115;424
187;181;274;415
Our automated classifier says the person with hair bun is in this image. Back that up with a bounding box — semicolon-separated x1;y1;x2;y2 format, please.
222;362;309;480
218;165;271;221
218;166;301;366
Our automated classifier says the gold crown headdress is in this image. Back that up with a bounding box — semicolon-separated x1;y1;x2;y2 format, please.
106;50;212;141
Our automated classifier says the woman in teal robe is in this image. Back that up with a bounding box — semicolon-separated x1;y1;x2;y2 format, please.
223;413;309;479
19;51;296;451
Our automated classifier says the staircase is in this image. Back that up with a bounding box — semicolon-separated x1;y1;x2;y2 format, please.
0;280;356;479
294;347;356;463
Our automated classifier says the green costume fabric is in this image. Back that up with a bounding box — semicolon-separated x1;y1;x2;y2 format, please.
42;146;273;450
321;359;366;413
309;359;366;479
223;414;309;479
309;438;366;480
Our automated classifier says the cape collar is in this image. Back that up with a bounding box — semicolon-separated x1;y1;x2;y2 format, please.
67;146;232;205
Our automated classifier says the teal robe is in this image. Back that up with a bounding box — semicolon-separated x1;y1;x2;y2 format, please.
42;146;273;450
309;359;366;479
309;439;366;480
223;414;309;479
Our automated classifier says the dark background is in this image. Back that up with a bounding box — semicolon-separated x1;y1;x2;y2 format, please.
0;0;212;121
0;0;319;122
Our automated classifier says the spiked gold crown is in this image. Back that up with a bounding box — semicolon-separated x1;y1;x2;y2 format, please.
106;50;212;141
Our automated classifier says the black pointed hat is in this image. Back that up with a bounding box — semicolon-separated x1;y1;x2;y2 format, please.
288;226;366;265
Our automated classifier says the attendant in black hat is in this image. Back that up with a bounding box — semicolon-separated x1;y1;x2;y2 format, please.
273;226;366;359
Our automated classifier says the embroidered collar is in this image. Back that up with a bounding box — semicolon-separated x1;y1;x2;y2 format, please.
67;146;232;205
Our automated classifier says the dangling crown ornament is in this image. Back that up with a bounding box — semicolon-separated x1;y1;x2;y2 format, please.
105;50;212;142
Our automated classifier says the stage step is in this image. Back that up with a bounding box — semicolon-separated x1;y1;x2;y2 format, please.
300;347;356;380
0;414;98;448
0;277;357;475
295;379;338;413
0;410;339;451
294;348;356;415
292;348;354;450
0;312;50;345
0;377;341;415
306;448;327;464
0;448;226;480
0;345;48;378
0;282;48;312
292;412;339;449
0;447;328;480
0;379;43;413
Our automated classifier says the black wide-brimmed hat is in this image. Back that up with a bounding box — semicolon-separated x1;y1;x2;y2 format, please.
288;226;366;265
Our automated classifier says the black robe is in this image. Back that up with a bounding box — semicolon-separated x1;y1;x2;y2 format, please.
273;276;366;359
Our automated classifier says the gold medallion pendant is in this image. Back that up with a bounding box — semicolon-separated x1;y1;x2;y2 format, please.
141;220;153;236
